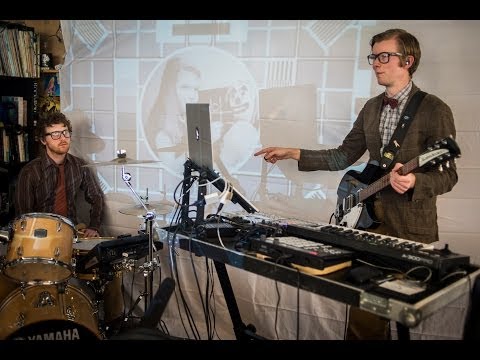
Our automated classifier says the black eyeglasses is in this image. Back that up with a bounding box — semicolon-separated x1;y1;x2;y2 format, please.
44;130;72;140
367;52;404;65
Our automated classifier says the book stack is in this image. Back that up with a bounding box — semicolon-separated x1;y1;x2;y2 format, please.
0;21;40;78
0;95;29;164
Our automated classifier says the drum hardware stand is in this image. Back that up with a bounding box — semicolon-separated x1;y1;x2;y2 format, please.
123;289;148;322
119;152;158;312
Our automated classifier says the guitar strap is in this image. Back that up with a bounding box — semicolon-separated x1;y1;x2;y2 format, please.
380;90;427;170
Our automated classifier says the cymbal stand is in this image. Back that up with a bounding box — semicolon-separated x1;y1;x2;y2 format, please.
121;165;158;310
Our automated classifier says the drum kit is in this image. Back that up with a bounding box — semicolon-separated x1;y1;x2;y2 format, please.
0;151;173;340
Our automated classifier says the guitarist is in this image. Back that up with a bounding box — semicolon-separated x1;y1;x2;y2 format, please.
254;29;458;340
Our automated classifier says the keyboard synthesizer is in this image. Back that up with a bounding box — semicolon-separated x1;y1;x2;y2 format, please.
285;222;469;278
226;212;470;278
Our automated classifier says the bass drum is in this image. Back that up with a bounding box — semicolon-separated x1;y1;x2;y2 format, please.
0;284;102;340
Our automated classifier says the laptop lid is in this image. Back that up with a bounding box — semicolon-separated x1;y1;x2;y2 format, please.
185;103;214;169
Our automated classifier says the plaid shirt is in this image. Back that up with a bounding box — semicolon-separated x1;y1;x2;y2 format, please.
14;150;105;230
379;81;412;155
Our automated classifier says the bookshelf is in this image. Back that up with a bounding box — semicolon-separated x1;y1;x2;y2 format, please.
0;21;41;226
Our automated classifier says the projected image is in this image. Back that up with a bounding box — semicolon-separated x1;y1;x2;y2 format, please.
141;46;259;181
61;20;373;223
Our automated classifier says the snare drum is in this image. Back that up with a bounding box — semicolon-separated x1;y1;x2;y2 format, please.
3;213;76;285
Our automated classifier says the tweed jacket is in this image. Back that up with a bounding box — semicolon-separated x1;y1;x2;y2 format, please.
298;83;458;243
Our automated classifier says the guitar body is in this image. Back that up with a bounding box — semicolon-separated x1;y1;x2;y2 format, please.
335;164;381;229
334;137;461;230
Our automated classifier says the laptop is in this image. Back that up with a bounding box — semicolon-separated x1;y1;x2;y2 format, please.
185;103;258;214
185;103;214;169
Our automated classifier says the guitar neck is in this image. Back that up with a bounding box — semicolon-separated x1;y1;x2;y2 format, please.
358;157;419;202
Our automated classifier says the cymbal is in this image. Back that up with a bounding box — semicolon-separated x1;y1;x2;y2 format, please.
82;157;160;168
118;201;174;216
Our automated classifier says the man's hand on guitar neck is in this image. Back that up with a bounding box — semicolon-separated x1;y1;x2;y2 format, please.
390;163;416;194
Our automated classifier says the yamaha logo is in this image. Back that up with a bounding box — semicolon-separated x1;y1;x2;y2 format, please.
13;328;81;340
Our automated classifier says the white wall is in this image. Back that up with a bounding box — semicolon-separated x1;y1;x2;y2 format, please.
60;20;480;339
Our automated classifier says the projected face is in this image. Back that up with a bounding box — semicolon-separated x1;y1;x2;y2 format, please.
175;66;201;121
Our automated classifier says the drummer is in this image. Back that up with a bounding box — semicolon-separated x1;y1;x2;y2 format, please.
10;111;124;335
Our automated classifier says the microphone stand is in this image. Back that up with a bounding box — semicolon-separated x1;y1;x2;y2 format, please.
121;164;157;311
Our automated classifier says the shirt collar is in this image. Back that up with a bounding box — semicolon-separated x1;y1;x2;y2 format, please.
40;151;70;170
386;81;412;105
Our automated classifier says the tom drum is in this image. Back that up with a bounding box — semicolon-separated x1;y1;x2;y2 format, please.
3;213;76;284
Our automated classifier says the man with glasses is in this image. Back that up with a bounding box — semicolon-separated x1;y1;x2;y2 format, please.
15;112;103;236
12;111;124;337
254;29;457;339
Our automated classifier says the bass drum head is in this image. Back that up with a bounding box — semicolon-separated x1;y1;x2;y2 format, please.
0;284;102;340
6;319;101;340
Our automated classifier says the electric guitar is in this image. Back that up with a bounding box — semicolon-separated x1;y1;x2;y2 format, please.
334;137;461;229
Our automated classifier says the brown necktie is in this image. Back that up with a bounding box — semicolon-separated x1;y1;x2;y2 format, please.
54;163;68;217
383;96;399;109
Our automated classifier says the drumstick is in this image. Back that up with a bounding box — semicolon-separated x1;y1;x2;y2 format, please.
75;223;87;237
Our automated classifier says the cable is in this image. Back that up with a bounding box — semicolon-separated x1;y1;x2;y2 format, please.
216;181;233;215
187;231;209;340
356;258;404;276
295;269;300;340
207;259;221;339
329;213;335;224
440;270;468;283
343;304;349;340
272;254;291;340
197;174;226;188
404;266;433;283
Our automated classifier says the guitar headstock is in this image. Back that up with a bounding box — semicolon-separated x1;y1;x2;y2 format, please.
419;136;461;170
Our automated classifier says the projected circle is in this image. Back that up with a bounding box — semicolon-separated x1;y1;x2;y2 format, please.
141;46;259;179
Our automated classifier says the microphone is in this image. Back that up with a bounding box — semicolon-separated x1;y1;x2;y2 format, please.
140;277;176;328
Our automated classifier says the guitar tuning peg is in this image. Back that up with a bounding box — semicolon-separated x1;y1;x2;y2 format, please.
438;164;443;172
445;161;450;169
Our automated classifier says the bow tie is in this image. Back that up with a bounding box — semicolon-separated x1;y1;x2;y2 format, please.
383;96;399;109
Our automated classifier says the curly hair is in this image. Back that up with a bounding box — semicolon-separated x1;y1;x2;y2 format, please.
36;112;72;139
